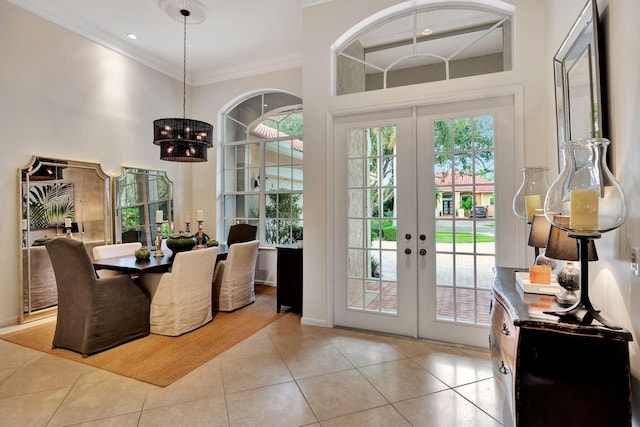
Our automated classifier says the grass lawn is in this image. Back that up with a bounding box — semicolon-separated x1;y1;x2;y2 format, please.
436;231;495;243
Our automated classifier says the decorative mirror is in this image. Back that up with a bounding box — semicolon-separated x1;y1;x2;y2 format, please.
114;167;173;248
18;156;112;323
554;0;603;166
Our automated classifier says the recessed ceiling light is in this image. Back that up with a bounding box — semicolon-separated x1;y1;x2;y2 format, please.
127;32;137;40
421;28;433;36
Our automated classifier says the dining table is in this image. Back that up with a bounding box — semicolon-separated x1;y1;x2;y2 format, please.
93;251;174;275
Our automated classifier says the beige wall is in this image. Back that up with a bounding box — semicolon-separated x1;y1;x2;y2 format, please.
0;1;192;324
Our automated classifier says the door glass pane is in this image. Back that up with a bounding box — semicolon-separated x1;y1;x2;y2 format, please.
433;116;495;325
347;126;398;314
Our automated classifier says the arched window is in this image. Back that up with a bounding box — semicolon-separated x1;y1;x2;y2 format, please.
334;1;514;95
221;91;303;245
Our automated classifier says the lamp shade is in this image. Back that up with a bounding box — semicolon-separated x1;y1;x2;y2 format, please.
545;215;598;262
528;212;557;249
159;140;208;162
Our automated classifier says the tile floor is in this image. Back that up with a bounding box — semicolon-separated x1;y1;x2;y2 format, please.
0;314;508;426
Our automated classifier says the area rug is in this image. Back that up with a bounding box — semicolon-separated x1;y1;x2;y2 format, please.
1;284;285;387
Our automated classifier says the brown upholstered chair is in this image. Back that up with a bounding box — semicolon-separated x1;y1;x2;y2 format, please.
213;240;260;311
227;223;257;247
44;238;150;357
218;223;257;261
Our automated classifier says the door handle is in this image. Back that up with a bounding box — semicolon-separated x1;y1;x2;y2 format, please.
419;234;426;241
404;248;412;255
419;249;426;256
405;233;412;240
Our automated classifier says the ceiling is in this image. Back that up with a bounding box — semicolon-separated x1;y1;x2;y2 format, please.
9;0;326;86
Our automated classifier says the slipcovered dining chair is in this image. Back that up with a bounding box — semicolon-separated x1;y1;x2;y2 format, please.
44;238;150;357
213;240;259;311
140;247;218;336
218;223;258;261
92;242;142;278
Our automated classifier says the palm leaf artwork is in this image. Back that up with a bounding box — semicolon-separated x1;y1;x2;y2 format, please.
25;183;75;229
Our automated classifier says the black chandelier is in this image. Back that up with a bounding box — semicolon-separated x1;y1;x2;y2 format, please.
153;8;213;162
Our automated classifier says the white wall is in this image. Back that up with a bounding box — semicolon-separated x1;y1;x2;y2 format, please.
0;1;193;325
546;0;640;422
301;0;549;327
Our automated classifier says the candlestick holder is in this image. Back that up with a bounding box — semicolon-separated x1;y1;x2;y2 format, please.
155;222;165;257
66;227;72;238
196;220;205;249
185;221;191;233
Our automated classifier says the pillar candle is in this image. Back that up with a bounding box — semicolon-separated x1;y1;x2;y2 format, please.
197;210;204;222
155;210;163;224
570;189;599;230
64;218;72;228
185;212;191;223
524;195;542;222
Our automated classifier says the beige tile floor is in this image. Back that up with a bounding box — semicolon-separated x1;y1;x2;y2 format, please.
0;314;508;426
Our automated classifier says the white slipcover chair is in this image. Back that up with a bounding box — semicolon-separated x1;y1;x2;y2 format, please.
213;240;259;311
140;247;218;336
92;242;142;278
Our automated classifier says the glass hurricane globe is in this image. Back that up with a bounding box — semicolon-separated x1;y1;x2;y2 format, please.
512;166;550;222
544;138;628;236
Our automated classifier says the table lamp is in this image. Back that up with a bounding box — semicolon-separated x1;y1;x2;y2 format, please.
543;138;628;329
544;215;598;306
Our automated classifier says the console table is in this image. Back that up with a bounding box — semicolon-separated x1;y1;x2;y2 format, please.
491;266;632;427
276;246;302;313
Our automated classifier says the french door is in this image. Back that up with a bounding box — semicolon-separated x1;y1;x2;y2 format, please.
332;95;518;347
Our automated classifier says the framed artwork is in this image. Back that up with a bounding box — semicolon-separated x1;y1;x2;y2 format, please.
23;181;75;229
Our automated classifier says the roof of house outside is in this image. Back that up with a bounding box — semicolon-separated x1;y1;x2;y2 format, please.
435;172;494;192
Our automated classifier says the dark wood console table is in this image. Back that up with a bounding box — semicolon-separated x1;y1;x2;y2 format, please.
276;246;302;313
491;266;632;427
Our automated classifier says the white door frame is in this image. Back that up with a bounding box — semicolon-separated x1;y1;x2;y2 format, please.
325;86;526;342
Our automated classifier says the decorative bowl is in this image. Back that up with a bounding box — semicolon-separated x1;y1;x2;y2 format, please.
166;232;197;253
206;239;219;247
134;246;151;260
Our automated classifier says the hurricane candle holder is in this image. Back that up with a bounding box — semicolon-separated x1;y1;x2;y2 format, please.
543;138;628;329
513;166;550;223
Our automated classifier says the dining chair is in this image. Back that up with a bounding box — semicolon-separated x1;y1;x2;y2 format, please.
226;223;258;247
140;247;218;336
92;242;142;277
44;238;150;357
213;240;260;311
218;223;258;261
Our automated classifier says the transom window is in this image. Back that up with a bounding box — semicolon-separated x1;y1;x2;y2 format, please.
335;2;514;95
221;91;303;245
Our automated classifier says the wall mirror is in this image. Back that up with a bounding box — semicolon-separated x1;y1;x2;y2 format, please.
554;0;603;166
114;167;173;248
18;156;112;323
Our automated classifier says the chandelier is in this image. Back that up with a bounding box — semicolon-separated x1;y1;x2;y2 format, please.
153;6;213;162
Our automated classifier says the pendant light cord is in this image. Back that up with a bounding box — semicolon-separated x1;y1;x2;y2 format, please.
181;9;190;119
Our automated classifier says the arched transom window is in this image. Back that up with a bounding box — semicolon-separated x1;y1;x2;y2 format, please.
334;1;514;95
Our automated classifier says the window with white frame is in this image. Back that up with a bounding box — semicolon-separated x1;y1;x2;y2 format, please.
221;91;303;245
335;2;514;95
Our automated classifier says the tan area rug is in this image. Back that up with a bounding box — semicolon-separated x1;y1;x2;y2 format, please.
1;285;285;387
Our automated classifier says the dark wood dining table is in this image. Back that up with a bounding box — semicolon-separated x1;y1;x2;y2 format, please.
93;251;174;275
